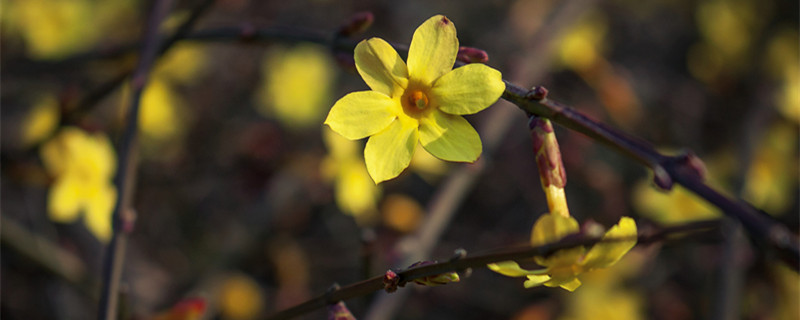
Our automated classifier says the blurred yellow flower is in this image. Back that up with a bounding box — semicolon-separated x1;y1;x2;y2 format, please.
325;15;505;183
381;194;423;233
218;273;264;320
688;0;765;82
257;44;335;129
140;79;186;143
40;127;117;242
5;0;135;59
555;11;607;72
153;43;209;84
321;128;381;226
743;122;798;215
559;252;645;320
489;215;637;291
765;28;800;123
22;95;60;147
633;181;720;224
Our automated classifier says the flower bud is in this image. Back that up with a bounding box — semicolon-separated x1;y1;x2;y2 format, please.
457;46;489;64
328;301;356;320
338;12;374;37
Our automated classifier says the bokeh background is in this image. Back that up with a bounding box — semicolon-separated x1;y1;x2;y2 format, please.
1;0;798;319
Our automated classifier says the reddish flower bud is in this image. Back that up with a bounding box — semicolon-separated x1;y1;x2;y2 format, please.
529;116;566;189
338;12;374;37
383;270;400;293
457;46;489;64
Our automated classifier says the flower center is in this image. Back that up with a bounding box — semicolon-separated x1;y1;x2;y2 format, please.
407;90;429;110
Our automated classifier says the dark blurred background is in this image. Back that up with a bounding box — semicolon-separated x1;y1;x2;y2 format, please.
1;0;798;319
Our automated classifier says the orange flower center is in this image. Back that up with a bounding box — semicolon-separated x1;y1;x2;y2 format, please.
407;90;429;110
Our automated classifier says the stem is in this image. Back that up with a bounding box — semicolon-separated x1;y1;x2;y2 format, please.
96;1;174;319
265;220;722;320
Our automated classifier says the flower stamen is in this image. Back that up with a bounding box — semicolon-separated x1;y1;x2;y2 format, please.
408;90;429;109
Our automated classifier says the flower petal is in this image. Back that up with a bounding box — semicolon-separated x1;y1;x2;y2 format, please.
85;184;117;242
364;119;418;183
354;38;408;97
325;91;398;140
488;261;548;277
431;64;505;115
48;176;82;223
581;217;637;269
530;213;580;246
407;15;458;86
523;274;552;288
419;111;481;162
556;278;582;292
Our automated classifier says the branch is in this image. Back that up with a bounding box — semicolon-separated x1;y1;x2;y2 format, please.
97;0;175;319
502;84;799;269
265;219;722;320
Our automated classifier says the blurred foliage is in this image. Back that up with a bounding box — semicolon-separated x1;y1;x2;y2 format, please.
1;0;797;319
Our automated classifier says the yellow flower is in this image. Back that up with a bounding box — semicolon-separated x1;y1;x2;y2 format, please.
321;128;381;226
488;215;637;291
22;95;60;147
40;127;117;242
258;44;335;129
325;15;505;183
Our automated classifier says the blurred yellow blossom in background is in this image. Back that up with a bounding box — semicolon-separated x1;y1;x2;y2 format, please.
742;122;798;215
633;181;720;224
381;194;424;233
140;79;185;142
764;28;800;123
3;0;136;59
559;251;645;320
218;273;264;320
321;128;381;226
687;0;766;82
257;44;335;129
131;43;206;158
40;127;117;241
555;11;607;72
22;95;60;147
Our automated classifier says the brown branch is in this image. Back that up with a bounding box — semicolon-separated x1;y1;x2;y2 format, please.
264;219;722;320
96;0;175;319
502;83;799;269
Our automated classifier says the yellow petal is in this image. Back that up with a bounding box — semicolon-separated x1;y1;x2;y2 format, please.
530;213;580;246
488;261;548;277
325;91;398;140
556;278;582;292
407;15;458;86
581;217;637;269
364;119;418;183
84;184;117;242
431;64;505;115
418;111;481;162
523;274;552;288
48;176;82;223
354;38;409;97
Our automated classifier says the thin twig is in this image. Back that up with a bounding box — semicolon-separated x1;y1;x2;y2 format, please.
64;0;216;126
264;219;722;320
502;82;799;268
96;1;175;319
